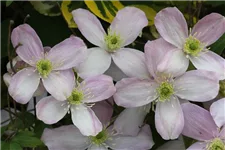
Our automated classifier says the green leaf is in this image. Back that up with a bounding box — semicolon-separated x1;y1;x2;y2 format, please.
6;1;13;7
1;141;10;150
12;131;43;148
30;1;61;16
34;120;50;138
9;142;22;150
210;33;225;55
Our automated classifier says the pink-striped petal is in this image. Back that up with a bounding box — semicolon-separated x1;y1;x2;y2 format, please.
8;67;40;104
72;9;106;48
191;13;225;46
11;24;44;66
181;103;219;141
210;98;225;128
155;7;188;48
46;36;87;70
110;7;148;46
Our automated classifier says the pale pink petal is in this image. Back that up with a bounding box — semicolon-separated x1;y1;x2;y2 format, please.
113;104;150;136
219;126;225;139
36;96;69;124
11;24;44;66
71;104;102;136
80;75;116;103
112;48;150;79
3;73;12;87
113;78;158;107
155;7;188;48
190;51;225;80
46;36;87;70
181;103;219;141
8;67;40;104
110;7;148;46
106;125;154;150
33;82;46;97
157;49;189;77
155;96;184;140
88;145;107;150
174;70;219;102
75;47;111;79
210;98;225;128
6;56;18;73
144;38;177;78
104;61;127;82
41;125;90;150
187;142;208;150
91;100;113;126
191;13;225;46
42;69;75;101
72;9;106;48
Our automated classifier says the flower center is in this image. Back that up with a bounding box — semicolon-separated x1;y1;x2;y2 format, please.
104;29;123;52
36;59;52;78
90;130;108;145
207;138;225;150
183;36;203;56
157;82;174;102
68;89;84;105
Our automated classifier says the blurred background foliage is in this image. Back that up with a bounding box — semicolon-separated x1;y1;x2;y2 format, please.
1;1;225;150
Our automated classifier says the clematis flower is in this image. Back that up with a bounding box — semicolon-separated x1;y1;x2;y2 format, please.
72;7;149;81
41;101;154;150
182;98;225;150
36;75;116;136
9;24;87;104
154;7;225;80
113;38;220;140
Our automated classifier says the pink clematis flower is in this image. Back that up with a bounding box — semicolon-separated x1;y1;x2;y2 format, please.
9;24;87;104
182;98;225;150
41;101;154;150
113;38;220;140
72;7;149;81
36;75;116;136
154;7;225;80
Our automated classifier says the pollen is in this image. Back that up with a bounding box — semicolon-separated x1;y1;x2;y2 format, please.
157;82;174;102
183;36;204;57
207;138;225;150
36;59;52;78
90;130;108;145
104;29;123;52
68;89;84;105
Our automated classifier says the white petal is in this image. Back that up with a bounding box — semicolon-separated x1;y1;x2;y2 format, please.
41;125;90;150
71;104;102;136
155;96;184;140
88;144;108;150
3;73;12;87
75;47;111;79
8;67;40;104
112;48;150;79
210;98;225;128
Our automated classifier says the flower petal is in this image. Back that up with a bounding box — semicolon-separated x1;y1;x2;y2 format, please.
155;96;184;140
219;126;225;139
113;104;150;136
144;38;177;78
104;61;127;82
46;36;87;70
106;125;154;150
191;13;225;46
75;47;111;79
36;96;69;124
11;24;44;66
112;48;150;79
8;67;40;104
174;70;219;102
42;69;75;101
210;98;225;128
110;7;148;46
114;78;158;107
190;51;225;80
80;75;116;103
181;103;218;141
3;73;12;87
157;49;189;77
187;142;208;150
91;100;113;126
72;9;106;48
41;125;90;150
71;104;102;136
155;7;188;48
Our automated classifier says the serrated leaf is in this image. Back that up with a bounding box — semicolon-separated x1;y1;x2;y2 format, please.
9;142;22;150
210;33;225;55
30;1;61;16
6;1;13;7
